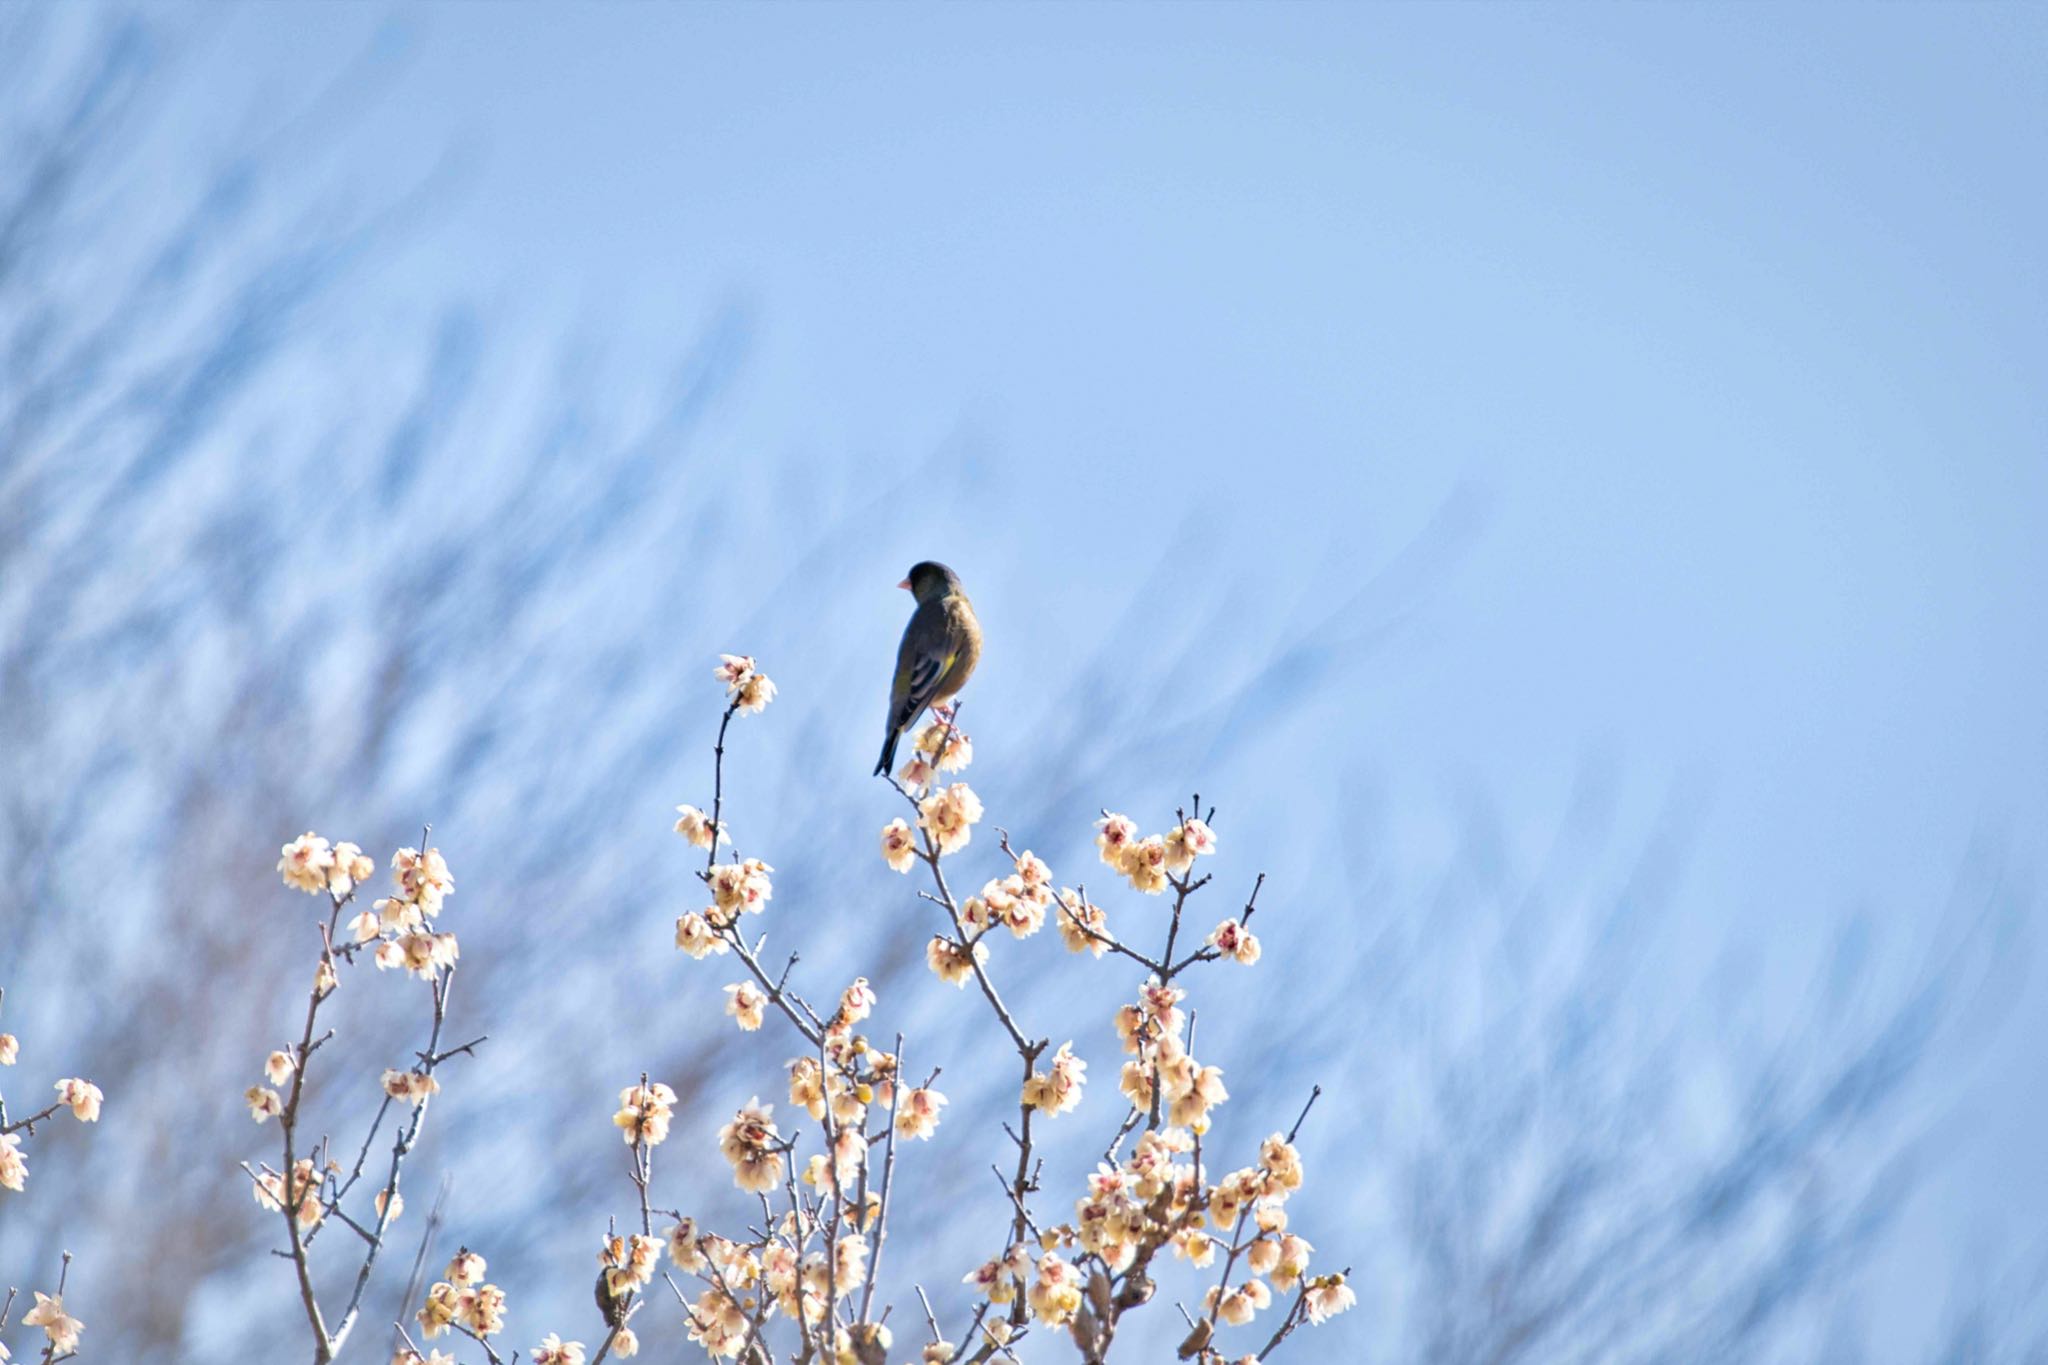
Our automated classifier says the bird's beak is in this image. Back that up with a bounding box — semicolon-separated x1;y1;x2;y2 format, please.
897;579;911;591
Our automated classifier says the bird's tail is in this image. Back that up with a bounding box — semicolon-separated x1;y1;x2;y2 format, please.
873;727;900;778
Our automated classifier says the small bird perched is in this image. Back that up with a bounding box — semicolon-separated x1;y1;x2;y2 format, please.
874;560;982;778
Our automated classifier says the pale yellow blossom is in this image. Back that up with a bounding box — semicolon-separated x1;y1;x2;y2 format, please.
1027;1253;1083;1327
667;1218;707;1273
418;1282;462;1339
1259;1133;1305;1195
1095;813;1137;866
894;1086;947;1140
1162;818;1217;873
383;1069;441;1106
22;1291;82;1355
0;1132;26;1191
1304;1273;1356;1324
391;929;459;980
879;818;918;873
724;980;768;1031
392;846;455;913
246;1085;283;1122
674;911;730;958
1022;1043;1086;1117
532;1334;585;1365
1056;893;1109;956
961;1255;1018;1305
897;754;935;792
1272;1233;1314;1291
837;977;876;1025
687;1286;749;1357
709;858;774;915
925;936;987;987
917;783;983;855
718;1097;784;1193
614;1081;678;1147
330;841;375;894
1122;835;1169;893
278;832;335;893
672;803;729;850
1206;918;1261;965
1172;1228;1219;1267
458;1282;507;1336
55;1077;101;1121
735;670;777;713
915;721;973;772
376;895;424;934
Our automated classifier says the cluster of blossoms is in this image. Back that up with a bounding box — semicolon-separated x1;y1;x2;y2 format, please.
358;846;460;982
0;1038;102;1194
250;1155;325;1228
959;1125;1355;1354
916;782;984;857
961;1243;1098;1333
674;857;773;959
665;1218;801;1355
613;1080;679;1147
922;933;988;988
417;1248;509;1341
1115;979;1229;1131
894;717;973;792
17;1288;85;1356
714;653;778;714
959;848;1057;941
1022;1042;1088;1118
383;1067;442;1107
716;1096;785;1195
1094;811;1217;895
277;832;377;897
248;840;459;1133
672;803;728;851
1194;1137;1355;1339
677;1227;876;1358
909;841;1116;995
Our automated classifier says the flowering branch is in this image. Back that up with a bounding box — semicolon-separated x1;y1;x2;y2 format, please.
256;832;478;1364
2;988;102;1360
268;645;1354;1365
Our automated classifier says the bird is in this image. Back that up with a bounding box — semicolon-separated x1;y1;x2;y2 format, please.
874;560;982;778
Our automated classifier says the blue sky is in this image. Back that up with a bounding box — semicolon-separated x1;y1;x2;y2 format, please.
112;0;2048;1352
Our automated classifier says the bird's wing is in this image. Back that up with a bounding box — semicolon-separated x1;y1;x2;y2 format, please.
890;603;959;731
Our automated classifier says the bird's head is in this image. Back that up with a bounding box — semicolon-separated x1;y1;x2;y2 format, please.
899;561;962;602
